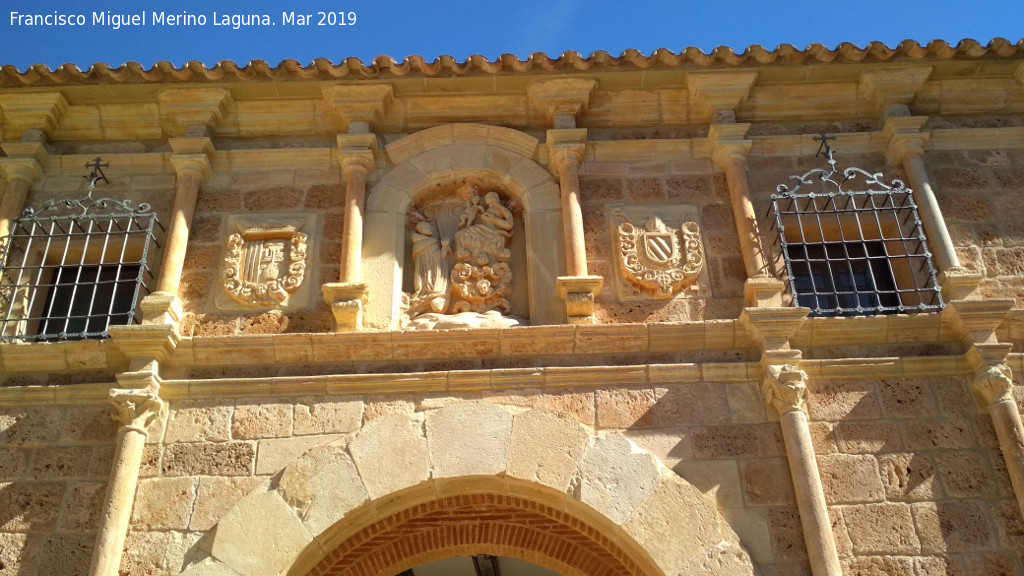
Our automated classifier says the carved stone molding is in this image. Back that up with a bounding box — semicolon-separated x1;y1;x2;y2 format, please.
610;205;705;300
974;363;1014;405
557;275;604;325
217;213;317;311
322;282;368;333
109;386;165;435
158;88;233;136
763;364;809;416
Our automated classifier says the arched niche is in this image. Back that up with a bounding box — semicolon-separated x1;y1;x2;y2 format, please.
362;124;565;330
182;403;756;576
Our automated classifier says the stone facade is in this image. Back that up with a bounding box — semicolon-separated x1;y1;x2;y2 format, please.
1;38;1024;576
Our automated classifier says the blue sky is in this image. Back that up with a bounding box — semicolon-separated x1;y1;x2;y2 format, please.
1;0;1022;70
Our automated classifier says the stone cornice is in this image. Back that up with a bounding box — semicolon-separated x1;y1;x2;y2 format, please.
859;66;933;114
687;71;758;121
0;92;68;137
0;354;976;405
158;87;233;136
322;84;394;128
527;78;597;126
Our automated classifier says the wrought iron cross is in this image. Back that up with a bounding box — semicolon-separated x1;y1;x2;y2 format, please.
84;157;110;189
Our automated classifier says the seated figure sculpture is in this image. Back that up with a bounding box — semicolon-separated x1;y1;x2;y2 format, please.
405;184;520;330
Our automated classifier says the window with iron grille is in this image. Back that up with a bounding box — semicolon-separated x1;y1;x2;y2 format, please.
0;166;162;342
769;139;943;317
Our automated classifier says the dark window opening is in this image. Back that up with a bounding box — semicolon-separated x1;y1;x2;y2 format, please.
789;242;900;316
36;264;142;340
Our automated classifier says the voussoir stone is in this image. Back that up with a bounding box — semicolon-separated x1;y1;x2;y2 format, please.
277;442;368;535
623;472;729;574
211;489;312;576
425;401;513;478
507;408;589;492
349;412;429;500
574;434;660;525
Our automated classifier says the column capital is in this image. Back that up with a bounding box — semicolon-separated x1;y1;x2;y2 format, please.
528;78;597;128
158;88;233;137
882;116;930;165
859;67;932;117
0;141;49;185
708;123;752;169
337;134;378;177
0;92;68;139
109;386;165;434
323;84;394;129
547;128;587;174
763;363;809;416
169;153;212;180
973;363;1014;406
687;71;758;122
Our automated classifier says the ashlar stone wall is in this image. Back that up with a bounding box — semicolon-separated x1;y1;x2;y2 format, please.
2;367;1013;575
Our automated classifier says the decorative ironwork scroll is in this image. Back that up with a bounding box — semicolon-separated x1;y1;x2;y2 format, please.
768;135;943;317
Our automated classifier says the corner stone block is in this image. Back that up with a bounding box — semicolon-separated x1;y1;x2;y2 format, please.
277;443;369;535
507;409;589;492
426;401;513;478
574;434;660;525
622;472;731;575
348;413;429;500
210;490;312;576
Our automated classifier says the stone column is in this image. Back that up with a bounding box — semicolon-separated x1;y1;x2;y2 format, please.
710;124;778;308
763;363;843;576
552;146;587;277
548;130;603;324
884;118;959;274
974;362;1024;517
0;161;41;241
322;136;376;332
153;140;213;297
88;386;165;576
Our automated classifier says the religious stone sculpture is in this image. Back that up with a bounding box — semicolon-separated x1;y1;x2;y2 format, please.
405;184;518;329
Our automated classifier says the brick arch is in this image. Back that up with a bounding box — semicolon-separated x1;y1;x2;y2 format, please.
361;123;564;329
196;403;755;576
304;489;651;576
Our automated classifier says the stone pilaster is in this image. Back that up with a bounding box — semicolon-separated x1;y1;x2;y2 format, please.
88;384;165;576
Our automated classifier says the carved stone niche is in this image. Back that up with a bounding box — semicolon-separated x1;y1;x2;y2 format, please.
216;213;318;312
609;204;708;301
402;182;528;330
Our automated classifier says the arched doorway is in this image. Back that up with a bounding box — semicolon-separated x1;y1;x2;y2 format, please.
189;403;756;576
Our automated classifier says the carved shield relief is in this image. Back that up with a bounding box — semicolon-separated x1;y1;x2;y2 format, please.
216;214;317;311
611;207;706;300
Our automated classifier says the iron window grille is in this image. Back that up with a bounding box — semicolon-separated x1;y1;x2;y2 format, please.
0;160;163;342
768;137;943;317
